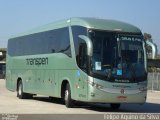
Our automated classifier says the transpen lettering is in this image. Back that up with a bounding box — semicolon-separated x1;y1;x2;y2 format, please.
26;57;48;66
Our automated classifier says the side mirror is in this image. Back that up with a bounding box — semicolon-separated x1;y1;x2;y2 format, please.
146;40;158;59
78;35;93;56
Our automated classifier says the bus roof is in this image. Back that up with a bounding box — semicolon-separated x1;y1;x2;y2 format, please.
71;17;141;33
10;17;141;39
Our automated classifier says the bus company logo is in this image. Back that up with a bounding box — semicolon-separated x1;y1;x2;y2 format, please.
26;57;48;66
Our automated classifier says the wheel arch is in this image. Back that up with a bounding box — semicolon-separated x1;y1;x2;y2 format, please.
61;79;73;99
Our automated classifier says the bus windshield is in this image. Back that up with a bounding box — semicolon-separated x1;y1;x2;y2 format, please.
89;30;146;83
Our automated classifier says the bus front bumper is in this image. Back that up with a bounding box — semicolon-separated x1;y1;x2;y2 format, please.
87;86;147;104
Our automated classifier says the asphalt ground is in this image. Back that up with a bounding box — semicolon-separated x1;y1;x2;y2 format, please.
0;79;160;115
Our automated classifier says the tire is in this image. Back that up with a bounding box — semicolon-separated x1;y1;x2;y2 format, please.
64;83;74;108
17;80;32;99
110;103;121;110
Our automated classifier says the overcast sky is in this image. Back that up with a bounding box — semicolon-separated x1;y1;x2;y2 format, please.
0;0;159;52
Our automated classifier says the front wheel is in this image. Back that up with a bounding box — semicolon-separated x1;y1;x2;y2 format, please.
64;83;74;108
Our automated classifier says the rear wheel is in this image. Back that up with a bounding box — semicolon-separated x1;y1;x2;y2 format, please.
110;103;121;110
64;83;74;108
17;80;32;99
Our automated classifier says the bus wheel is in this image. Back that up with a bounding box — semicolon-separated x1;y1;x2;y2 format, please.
17;80;28;99
110;103;120;110
64;83;74;108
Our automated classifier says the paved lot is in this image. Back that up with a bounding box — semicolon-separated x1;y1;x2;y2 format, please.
0;79;160;114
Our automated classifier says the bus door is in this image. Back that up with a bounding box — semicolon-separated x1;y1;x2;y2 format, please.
77;42;88;101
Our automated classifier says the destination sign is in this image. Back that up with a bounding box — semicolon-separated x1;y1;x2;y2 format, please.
120;36;142;42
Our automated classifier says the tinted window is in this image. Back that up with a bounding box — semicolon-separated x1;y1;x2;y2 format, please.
8;27;71;57
71;26;87;68
71;26;87;56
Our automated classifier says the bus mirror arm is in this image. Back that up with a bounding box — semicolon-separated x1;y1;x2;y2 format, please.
78;35;93;56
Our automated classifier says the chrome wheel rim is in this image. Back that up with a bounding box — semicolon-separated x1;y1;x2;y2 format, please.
18;84;22;96
65;90;69;102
